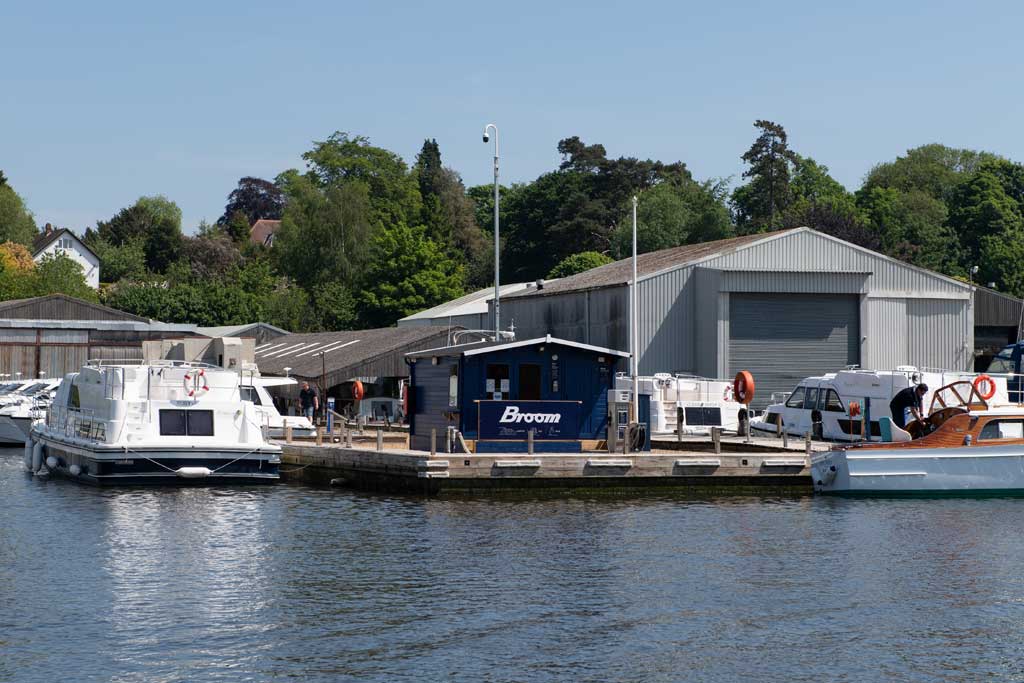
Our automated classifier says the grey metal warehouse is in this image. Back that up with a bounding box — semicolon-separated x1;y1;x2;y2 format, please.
498;227;974;406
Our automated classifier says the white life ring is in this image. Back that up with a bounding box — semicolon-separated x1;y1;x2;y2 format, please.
723;385;734;402
183;368;210;398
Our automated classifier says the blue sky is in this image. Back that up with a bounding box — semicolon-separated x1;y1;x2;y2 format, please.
3;0;1023;232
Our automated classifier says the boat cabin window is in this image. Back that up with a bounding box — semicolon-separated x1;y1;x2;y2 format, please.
486;364;509;400
824;390;844;412
159;409;215;437
69;384;81;409
979;419;1024;441
805;388;820;411
785;387;806;409
988;353;1016;374
239;386;262;405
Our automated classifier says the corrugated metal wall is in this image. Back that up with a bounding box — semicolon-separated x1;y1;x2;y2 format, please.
499;229;973;379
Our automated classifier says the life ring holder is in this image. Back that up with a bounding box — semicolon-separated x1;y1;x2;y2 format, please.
183;368;210;398
973;374;996;401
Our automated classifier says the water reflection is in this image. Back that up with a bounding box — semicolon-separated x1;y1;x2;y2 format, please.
4;450;1024;682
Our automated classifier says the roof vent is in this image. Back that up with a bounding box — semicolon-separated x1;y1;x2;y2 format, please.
536;279;545;290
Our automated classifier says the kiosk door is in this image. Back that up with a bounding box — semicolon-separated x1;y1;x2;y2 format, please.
518;364;541;400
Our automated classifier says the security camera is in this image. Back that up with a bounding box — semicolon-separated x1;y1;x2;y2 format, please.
482;132;489;143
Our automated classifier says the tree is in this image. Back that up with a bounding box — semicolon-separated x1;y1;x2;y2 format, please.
179;234;244;281
860;144;997;202
547;251;614;279
0;182;37;246
300;132;421;227
274;176;373;290
611;180;733;257
91;196;183;273
224;210;252;243
358;223;464;327
33;253;97;301
949;167;1024;266
217;177;284;226
0;241;36;273
88;237;148;283
859;187;959;272
731;120;799;232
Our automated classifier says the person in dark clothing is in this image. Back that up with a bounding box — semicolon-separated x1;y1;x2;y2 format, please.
299;381;319;421
890;383;928;429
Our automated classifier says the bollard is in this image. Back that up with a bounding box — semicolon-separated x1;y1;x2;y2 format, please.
711;426;721;455
358;414;365;435
782;429;789;449
316;426;323;446
376;427;383;452
528;428;535;455
805;431;812;456
345;429;352;448
285;424;293;444
431;428;437;456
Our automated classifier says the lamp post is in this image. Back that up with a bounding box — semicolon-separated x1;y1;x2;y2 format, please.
631;195;639;423
483;123;500;339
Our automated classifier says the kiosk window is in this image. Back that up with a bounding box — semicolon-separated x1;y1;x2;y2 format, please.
518;364;541;400
785;387;805;409
486;364;509;399
159;410;215;436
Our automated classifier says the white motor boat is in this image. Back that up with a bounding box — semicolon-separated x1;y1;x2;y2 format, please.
619;373;746;436
751;366;1008;442
27;360;280;485
240;376;317;438
811;380;1024;494
0;379;60;444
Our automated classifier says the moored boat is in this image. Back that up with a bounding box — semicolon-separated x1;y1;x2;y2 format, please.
811;380;1024;494
27;360;280;485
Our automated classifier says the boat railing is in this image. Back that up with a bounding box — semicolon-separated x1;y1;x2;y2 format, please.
86;358;223;370
47;405;108;442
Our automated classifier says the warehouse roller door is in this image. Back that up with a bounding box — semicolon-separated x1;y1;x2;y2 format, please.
729;294;860;408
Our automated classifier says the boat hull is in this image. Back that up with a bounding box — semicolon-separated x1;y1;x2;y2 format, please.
812;444;1024;495
0;416;32;444
32;432;280;485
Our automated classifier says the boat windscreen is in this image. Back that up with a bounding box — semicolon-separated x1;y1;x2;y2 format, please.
20;383;49;395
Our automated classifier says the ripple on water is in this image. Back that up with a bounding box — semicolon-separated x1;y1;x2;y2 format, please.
3;450;1024;682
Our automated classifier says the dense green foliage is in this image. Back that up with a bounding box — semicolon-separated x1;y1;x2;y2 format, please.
10;121;1024;330
548;251;614;279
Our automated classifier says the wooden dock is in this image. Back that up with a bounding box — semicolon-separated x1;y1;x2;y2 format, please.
278;434;825;495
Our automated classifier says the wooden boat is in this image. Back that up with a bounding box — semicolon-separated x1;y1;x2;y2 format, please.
811;380;1024;494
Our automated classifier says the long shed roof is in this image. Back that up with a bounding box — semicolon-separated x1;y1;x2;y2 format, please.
254;326;461;385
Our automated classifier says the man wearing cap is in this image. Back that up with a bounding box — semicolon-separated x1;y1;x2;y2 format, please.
889;383;928;430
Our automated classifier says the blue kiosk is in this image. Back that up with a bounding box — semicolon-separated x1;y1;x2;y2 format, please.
406;335;649;453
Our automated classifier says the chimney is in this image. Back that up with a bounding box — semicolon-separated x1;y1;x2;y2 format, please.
536;278;545;290
44;223;53;236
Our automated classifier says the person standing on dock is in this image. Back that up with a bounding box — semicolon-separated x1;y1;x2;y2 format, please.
889;383;928;429
299;381;319;421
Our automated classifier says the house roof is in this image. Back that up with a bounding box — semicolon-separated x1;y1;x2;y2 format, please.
254;326;461;384
505;230;798;298
398;282;547;323
249;219;281;246
405;334;630;359
31;228;97;260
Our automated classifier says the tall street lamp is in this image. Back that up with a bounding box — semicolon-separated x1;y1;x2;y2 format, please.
631;195;639;423
483;123;500;339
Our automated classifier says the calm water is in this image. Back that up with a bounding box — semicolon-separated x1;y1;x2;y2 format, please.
3;448;1024;682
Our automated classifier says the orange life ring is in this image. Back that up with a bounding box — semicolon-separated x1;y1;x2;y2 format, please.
848;401;861;417
183;368;209;398
733;371;755;405
351;380;364;401
974;374;996;400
